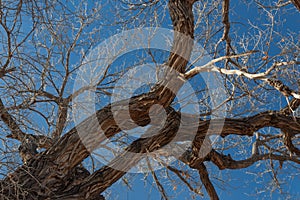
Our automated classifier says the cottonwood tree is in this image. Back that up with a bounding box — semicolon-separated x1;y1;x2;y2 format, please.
0;0;300;199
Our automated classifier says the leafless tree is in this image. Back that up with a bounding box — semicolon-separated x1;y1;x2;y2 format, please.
0;0;300;199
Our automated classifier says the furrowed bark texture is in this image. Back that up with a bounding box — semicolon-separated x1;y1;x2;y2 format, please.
2;105;300;199
0;0;196;199
1;0;300;199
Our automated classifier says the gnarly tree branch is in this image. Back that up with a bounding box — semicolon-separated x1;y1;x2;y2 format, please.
1;2;196;195
208;149;300;170
15;0;196;190
148;160;169;200
0;67;16;79
2;106;300;198
51;107;180;199
185;60;298;80
52;98;69;139
80;109;300;199
167;0;194;73
1;96;53;150
3;0;196;183
215;0;232;58
185;51;258;79
0;98;25;140
177;112;300;140
185;60;300;99
279;98;300;115
282;130;300;157
198;163;219;200
0;98;43;163
1;1;299;199
222;0;231;54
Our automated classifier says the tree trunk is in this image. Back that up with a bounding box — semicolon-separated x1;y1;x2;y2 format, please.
0;0;196;199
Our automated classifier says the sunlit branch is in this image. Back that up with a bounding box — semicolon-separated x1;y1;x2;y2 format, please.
185;60;300;99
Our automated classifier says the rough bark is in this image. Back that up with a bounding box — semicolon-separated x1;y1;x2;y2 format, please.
1;0;300;199
0;0;196;199
2;103;300;199
198;163;219;200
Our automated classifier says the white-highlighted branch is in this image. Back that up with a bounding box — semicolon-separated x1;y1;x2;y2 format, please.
185;57;300;99
185;51;257;79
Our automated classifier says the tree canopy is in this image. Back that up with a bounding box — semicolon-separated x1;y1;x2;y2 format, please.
0;0;300;199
